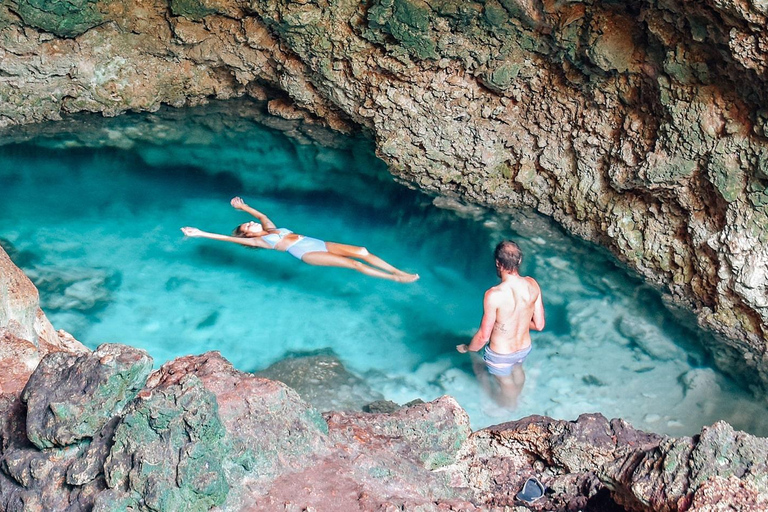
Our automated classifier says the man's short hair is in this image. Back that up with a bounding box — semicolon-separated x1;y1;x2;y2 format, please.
495;240;523;272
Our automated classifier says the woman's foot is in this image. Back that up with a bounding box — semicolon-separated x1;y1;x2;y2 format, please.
394;273;420;283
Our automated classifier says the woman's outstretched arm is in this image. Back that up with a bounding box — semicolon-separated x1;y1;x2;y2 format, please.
181;227;266;248
230;197;276;230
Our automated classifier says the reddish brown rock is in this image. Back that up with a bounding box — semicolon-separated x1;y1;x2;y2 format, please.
2;0;767;396
0;332;40;396
2;343;768;511
688;475;768;511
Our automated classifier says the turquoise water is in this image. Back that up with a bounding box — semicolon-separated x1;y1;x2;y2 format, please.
2;104;767;436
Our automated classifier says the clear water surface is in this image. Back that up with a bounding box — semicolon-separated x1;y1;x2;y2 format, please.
1;102;766;436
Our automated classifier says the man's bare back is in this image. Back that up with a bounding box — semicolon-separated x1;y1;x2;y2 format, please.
459;272;544;354
486;275;543;353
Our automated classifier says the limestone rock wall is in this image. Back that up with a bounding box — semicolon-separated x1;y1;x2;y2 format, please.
1;0;767;387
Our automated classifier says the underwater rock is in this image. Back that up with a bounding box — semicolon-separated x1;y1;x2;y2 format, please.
256;349;385;412
25;266;120;313
617;315;686;361
0;238;38;269
362;399;401;414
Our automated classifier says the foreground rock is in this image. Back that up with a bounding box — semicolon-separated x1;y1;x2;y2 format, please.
452;414;768;511
0;347;475;511
2;0;768;393
1;343;768;510
22;344;153;450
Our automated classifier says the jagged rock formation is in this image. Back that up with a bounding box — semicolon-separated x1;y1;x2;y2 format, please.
0;0;766;393
3;344;768;510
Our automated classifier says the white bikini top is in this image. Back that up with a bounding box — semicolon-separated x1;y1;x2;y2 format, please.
261;228;293;248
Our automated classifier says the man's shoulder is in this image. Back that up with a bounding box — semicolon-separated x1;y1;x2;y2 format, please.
486;283;515;304
523;276;541;288
485;284;506;299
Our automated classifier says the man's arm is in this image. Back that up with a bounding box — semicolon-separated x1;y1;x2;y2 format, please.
529;283;545;331
457;290;497;353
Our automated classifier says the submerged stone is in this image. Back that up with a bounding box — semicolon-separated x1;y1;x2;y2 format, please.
257;349;385;412
617;315;685;361
25;266;121;313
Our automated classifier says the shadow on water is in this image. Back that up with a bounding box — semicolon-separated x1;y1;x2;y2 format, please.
191;245;303;285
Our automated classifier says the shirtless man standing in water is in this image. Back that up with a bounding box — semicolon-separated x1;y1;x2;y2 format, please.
457;240;545;409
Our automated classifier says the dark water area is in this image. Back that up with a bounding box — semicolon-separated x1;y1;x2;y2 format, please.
1;101;766;435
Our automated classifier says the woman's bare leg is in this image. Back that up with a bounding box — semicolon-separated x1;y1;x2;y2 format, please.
301;252;418;282
325;242;416;277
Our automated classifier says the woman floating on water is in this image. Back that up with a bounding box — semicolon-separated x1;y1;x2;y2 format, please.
181;197;419;283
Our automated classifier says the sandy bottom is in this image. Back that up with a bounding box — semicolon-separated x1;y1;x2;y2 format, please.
2;121;766;437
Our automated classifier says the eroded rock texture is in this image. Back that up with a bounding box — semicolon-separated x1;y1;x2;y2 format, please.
1;0;766;391
2;343;768;511
453;413;768;511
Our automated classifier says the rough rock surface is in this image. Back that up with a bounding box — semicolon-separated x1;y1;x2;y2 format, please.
2;343;768;511
21;343;153;449
1;0;767;393
451;413;768;511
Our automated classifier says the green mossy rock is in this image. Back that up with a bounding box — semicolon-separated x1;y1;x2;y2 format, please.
12;0;103;37
22;344;153;450
169;0;218;21
367;0;438;60
102;375;230;511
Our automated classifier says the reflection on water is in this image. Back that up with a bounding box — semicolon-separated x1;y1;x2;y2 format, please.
1;103;766;436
